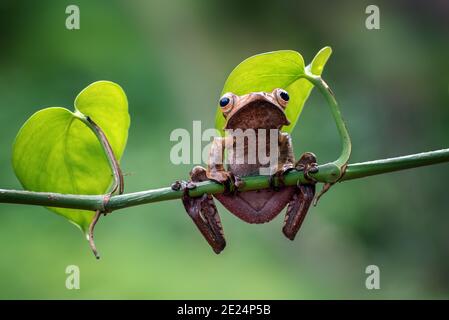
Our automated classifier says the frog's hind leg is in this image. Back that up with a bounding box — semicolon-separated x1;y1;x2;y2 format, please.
283;184;315;240
181;166;226;254
282;152;317;240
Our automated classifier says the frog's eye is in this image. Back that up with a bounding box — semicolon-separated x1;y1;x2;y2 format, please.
279;90;289;101
218;93;235;114
274;88;289;108
219;97;230;107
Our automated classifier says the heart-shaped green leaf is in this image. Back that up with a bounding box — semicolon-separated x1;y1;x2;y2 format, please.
12;81;130;234
215;46;332;134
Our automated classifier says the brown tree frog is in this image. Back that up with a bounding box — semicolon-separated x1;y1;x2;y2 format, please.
176;88;318;254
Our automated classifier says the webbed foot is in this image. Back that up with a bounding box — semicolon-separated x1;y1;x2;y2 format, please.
295;152;319;182
208;169;243;195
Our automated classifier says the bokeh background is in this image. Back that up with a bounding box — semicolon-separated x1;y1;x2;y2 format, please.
0;0;448;299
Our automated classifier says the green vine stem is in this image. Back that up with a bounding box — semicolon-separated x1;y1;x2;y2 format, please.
1;148;448;212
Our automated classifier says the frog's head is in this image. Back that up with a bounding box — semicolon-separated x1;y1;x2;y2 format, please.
219;88;290;130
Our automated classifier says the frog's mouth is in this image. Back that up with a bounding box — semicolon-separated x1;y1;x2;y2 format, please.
225;100;290;130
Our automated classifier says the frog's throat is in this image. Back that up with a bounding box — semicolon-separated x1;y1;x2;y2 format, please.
224;100;289;130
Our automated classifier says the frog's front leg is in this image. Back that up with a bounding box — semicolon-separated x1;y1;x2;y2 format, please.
269;132;295;189
282;152;317;240
181;166;226;254
205;136;244;194
206;136;239;186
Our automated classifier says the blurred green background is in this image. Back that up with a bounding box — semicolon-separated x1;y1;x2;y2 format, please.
0;0;448;299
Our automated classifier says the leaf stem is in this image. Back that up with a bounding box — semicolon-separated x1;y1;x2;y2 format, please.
302;73;352;179
74;113;124;258
1;148;448;212
76;114;124;195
